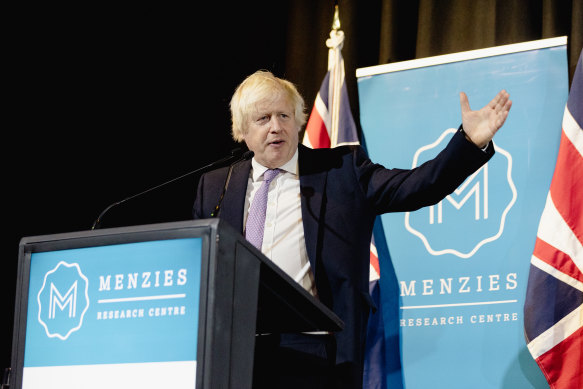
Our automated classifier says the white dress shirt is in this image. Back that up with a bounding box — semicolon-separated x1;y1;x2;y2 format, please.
244;149;317;296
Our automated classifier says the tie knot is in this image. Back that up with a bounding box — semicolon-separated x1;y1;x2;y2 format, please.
263;169;280;182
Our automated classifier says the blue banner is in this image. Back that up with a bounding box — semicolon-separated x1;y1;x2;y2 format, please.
357;38;568;388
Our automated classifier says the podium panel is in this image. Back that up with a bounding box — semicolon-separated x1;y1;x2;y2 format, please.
10;220;342;389
23;238;201;387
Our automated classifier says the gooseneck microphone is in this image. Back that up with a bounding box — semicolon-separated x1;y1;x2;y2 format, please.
91;148;248;230
211;150;254;217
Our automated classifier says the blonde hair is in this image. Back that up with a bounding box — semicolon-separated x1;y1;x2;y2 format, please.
230;70;307;142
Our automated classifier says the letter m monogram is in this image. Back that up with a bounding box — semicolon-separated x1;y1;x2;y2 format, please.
49;281;78;319
429;164;489;224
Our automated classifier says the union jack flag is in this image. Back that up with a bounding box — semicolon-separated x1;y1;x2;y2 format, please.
302;29;359;149
524;50;583;389
302;10;392;388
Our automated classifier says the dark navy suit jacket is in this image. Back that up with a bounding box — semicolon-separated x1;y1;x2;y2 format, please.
193;128;493;377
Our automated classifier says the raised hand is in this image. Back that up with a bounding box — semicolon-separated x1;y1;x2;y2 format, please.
460;90;512;148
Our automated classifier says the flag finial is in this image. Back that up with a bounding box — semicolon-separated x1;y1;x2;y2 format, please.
332;4;341;30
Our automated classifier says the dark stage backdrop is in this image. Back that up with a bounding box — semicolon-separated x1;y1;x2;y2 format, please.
3;0;581;376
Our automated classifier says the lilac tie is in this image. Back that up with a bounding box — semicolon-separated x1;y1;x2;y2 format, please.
245;169;280;249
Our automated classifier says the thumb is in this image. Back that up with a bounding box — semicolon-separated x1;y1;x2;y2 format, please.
459;92;470;114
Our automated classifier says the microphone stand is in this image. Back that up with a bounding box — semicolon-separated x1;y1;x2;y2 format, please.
91;148;245;230
211;150;254;217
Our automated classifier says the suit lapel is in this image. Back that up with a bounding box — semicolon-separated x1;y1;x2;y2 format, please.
298;144;327;273
218;158;251;234
218;146;327;271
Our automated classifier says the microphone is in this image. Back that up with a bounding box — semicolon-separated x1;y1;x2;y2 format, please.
91;148;246;230
211;150;254;217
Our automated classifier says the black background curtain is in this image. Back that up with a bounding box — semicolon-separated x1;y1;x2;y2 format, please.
2;0;581;374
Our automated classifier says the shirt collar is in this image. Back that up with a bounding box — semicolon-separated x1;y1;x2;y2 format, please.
251;147;299;181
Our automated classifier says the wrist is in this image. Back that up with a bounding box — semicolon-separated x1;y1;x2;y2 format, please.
460;126;488;150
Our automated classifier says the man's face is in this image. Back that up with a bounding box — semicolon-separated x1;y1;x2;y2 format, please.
243;93;299;169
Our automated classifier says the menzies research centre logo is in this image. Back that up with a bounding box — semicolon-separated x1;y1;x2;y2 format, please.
405;128;517;258
37;261;90;340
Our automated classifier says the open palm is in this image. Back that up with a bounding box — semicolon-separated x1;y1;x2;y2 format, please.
460;90;512;148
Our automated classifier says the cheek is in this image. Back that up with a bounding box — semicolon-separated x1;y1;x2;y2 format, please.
243;132;263;151
289;127;300;144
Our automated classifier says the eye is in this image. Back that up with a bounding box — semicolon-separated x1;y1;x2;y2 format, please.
256;115;269;123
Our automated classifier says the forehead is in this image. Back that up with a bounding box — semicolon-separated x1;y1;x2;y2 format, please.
252;92;293;114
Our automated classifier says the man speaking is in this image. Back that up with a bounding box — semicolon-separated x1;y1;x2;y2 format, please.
193;70;512;389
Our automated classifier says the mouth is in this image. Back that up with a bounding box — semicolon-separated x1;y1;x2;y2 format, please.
268;139;285;146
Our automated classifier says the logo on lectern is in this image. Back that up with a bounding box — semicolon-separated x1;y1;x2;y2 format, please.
37;261;90;340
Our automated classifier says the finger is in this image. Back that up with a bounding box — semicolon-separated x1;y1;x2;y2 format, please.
489;90;505;110
495;90;511;112
494;101;512;130
496;93;512;115
502;97;512;113
495;110;509;130
460;92;470;114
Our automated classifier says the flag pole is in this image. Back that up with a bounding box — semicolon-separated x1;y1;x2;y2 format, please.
332;2;341;31
327;3;345;146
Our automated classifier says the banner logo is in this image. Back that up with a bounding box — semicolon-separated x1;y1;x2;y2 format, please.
37;261;90;340
405;128;517;258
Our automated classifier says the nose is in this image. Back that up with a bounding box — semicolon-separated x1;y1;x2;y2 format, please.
269;116;282;133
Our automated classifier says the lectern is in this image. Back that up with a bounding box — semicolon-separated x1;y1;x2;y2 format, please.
9;219;343;389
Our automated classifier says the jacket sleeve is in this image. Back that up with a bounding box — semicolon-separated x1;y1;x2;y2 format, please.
355;127;494;214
